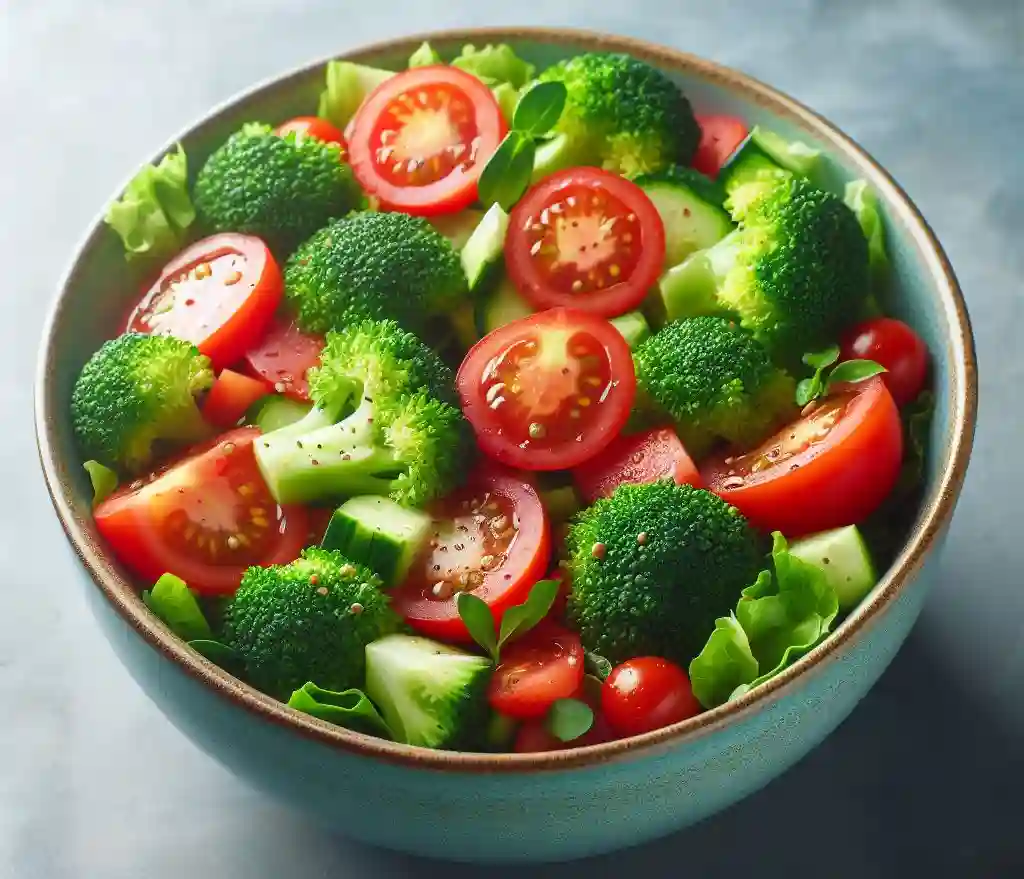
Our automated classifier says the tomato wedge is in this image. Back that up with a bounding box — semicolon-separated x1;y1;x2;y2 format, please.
457;309;636;471
702;377;903;537
274;116;346;147
127;233;282;371
243;314;325;402
692;115;749;179
202;369;269;430
488;623;585;720
506;167;665;317
391;465;550;641
346;65;507;216
95;427;308;595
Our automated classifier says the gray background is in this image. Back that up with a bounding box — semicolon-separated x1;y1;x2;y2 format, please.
2;0;1021;876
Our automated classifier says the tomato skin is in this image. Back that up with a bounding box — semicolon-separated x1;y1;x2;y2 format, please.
506;167;666;318
572;427;701;504
243;315;325;402
692;115;749;178
840;318;929;407
488;625;585;720
128;234;282;371
274;116;346;147
702;377;903;537
602;657;701;738
202;369;269;430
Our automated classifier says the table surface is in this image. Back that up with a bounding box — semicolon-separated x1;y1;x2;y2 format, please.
3;0;1022;876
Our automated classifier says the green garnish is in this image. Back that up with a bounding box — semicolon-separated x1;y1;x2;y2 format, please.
457;578;561;663
544;698;594;742
795;345;886;407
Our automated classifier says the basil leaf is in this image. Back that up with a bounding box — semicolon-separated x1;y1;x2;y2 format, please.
144;573;212;642
512;81;567;138
794;376;821;407
456;592;499;662
83;460;117;507
477;131;536;211
288;683;392;739
802;345;840;370
827;359;887;389
497;578;560;649
545;698;594;742
584;651;613;681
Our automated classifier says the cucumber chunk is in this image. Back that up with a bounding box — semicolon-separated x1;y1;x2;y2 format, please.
749;126;821;179
609;310;651;349
428;209;485;252
789;524;877;611
636;171;733;267
461;203;509;292
318;61;395;130
476;275;534;336
247;395;312;434
539;484;581;525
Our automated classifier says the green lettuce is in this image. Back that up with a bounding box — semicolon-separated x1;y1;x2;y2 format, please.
845;179;888;287
287;682;392;738
142;573;212;642
408;41;443;68
452;43;536;89
82;460;117;506
689;614;758;708
317;60;394;130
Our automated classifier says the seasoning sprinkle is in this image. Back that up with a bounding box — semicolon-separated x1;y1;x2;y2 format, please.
350;602;364;615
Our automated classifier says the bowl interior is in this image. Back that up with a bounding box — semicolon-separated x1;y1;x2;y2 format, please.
36;28;975;768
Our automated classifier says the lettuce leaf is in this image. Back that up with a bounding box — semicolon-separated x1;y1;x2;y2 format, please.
408;41;443;68
844;179;888;287
689;614;758;708
317;60;394;130
287;682;392;738
451;44;536;89
142;572;212;642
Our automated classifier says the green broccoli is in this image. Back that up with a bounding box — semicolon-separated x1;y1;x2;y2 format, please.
193;123;362;256
254;319;470;507
284;211;467;336
536;52;700;178
566;480;764;666
70;333;213;473
631;316;796;456
224;548;401;700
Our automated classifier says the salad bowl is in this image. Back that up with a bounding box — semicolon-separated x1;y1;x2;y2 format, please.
35;27;976;863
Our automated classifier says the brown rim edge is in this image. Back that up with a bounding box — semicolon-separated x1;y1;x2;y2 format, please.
34;26;978;773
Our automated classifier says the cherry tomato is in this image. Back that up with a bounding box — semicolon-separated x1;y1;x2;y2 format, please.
127;233;282;371
274;116;346;147
201;369;269;430
692;115;749;179
506;167;665;317
457;309;637;471
602;657;701;738
346;66;507;216
512;678;617;752
95;427;308;595
391;465;550;641
488;624;584;720
243;314;325;402
840;317;929;407
571;427;701;504
702;377;903;537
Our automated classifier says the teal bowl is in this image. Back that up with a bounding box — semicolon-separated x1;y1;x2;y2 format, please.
34;27;977;864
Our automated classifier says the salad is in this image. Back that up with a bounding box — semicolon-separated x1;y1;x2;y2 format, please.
73;42;934;752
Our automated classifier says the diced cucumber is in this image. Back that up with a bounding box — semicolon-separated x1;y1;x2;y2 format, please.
461;203;509;292
636;172;733;267
720;127;821;196
321;496;432;587
429;209;485;252
749;126;821;179
539;485;581;525
609;310;651;349
789;525;877;611
247;395;312;434
476;275;534;336
654;250;724;323
532;133;584;183
317;60;395;130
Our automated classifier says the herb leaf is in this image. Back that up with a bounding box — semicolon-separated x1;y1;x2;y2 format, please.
498;578;560;649
477;131;536;212
512;81;567;138
794;377;821;408
802;345;840;370
826;359;887;390
456;592;499;661
584;651;613;681
545;698;595;742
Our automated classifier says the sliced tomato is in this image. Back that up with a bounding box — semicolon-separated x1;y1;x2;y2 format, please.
243;314;325;402
506;167;665;317
346;65;507;216
457;309;636;471
488;624;585;720
692;115;749;178
94;427;308;595
127;233;282;371
390;465;550;641
274;116;346;147
202;369;269;430
602;657;701;738
572;427;701;504
839;317;929;407
702;377;903;537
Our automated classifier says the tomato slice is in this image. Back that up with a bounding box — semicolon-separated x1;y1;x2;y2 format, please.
601;657;701;738
457;309;637;471
346;66;507;216
692;115;749;179
571;427;701;504
94;427;309;595
390;465;551;641
202;369;269;430
127;233;282;371
274;116;346;147
243;314;325;402
839;317;929;407
488;624;585;720
506;167;665;317
702;377;903;537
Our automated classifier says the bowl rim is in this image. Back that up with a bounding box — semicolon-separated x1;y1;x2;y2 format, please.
35;25;978;772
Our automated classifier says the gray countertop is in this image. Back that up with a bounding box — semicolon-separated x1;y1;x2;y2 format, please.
3;1;1021;876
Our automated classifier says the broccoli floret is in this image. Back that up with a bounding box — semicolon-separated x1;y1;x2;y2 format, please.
194;123;362;256
566;480;764;666
536;52;700;177
224;548;401;700
284;211;467;336
254;319;470;507
631;317;796;456
70;333;213;473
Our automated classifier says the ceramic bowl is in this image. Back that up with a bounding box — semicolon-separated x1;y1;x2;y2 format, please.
35;27;977;864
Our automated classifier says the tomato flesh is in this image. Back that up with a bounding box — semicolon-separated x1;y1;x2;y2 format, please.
457;309;637;471
243;314;325;402
840;317;929;407
692;115;749;178
489;625;585;720
202;369;269;430
507;168;665;317
391;465;550;641
274;116;346;147
128;234;282;371
602;657;701;738
702;377;903;536
95;427;308;595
